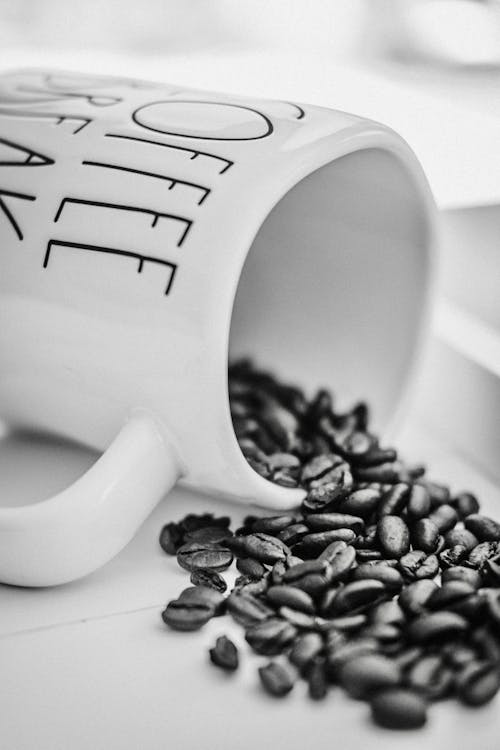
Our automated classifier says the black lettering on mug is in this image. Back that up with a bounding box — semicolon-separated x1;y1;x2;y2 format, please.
0;189;36;241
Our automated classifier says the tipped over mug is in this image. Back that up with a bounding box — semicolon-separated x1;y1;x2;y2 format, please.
0;69;435;586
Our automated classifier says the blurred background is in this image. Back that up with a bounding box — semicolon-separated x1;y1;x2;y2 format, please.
1;0;499;476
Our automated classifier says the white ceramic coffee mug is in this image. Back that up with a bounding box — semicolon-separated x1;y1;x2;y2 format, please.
0;69;435;586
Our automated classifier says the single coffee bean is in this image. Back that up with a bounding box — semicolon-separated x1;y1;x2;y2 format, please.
266;585;315;614
326;638;379;673
301;482;347;514
464;514;500;542
209;636;239;671
308;463;353;493
454;492;480;518
406;655;453;700
399;551;439;580
428;504;458;533
420;481;450;508
325;579;386;617
354;523;378;549
370;599;406;627
427;581;476;610
226;591;273;626
183;526;232;545
159;521;184;555
439;545;468;569
161;598;214;631
282;559;333;596
352;563;404;591
339;489;381;518
411;518;440;553
190;568;227;593
407;611;469;643
246;618;298;656
301;453;341;484
362;623;401;644
399;580;438;617
370;688;427;729
354;462;402;484
441;565;482;589
235;533;291;564
340;654;401;698
377;483;410;518
279;606;317;630
406;484;431;520
293;529;356;558
289;632;323;673
258;661;295;697
305;512;364;534
456;661;500;706
177;585;226;614
180;512;230;532
377;516;410;559
466;541;500;570
353;447;397;468
251;514;297;535
307;658;328;700
236;557;266;580
356;549;384;563
235;577;269;597
277;523;309;546
177;542;233;572
444;527;479;552
321;614;368;633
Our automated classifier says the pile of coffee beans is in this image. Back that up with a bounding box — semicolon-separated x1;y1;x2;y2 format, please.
160;359;500;730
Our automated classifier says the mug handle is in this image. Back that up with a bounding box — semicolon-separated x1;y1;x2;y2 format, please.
0;413;181;587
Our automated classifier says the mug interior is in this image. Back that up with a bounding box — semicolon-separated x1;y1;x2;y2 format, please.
228;147;432;436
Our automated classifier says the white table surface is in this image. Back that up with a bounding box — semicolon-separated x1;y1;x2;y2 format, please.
1;409;499;750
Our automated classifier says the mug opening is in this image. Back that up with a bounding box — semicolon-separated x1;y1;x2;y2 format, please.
228;146;432;449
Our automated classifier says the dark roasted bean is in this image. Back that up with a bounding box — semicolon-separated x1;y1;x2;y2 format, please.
161;597;214;631
353;447;397;467
340;489;380;518
266;453;301;472
421;481;450;508
305;512;364;534
279;607;317;629
301;482;346;514
324;579;386;617
370;688;427;729
159;521;184;555
352;563;404;591
411;518;440;553
439;545;468;568
428;504;458;533
454;492;480;518
183;526;232;545
377;483;410;517
226;591;273;626
236;557;266;579
209;636;239;671
282;560;333;596
258;661;295;697
354;463;400;484
406;655;453;700
235;533;291;564
370;599;406;627
307;659;329;700
484;556;500;585
301;453;341;484
406;484;431;520
277;523;309;546
399;551;439;580
340;654;401;698
177;542;233;572
178;585;226;615
377;516;410;558
456;661;500;706
236;577;269;597
399;580;438;617
289;632;323;672
427;581;476;610
407;612;469;643
190;568;227;593
362;623;401;643
356;549;383;562
467;541;499;570
444;527;479;552
181;513;230;532
464;514;500;542
293;529;356;557
251;514;297;535
246;619;298;655
441;565;482;589
266;585;315;614
321;614;368;633
326;638;379;673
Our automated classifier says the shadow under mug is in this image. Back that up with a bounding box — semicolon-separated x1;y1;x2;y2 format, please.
0;69;435;586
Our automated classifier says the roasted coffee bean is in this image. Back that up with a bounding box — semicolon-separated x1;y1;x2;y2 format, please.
250;514;297;535
159;522;184;555
467;541;499;570
427;581;476;610
399;551;439;580
354;523;378;549
406;655;453;700
293;529;356;558
209;636;239;671
177;542;233;572
406;484;431;520
454;492;480;518
439;545;468;569
362;623;401;643
326;638;379;673
354;463;400;484
321;614;367;633
352;563;404;591
266;585;315;614
399;580;438;617
178;585;225;615
444;527;479;552
301;483;346;514
305;512;364;534
279;607;317;629
246;618;298;656
407;612;469;643
394;646;424;670
307;658;329;700
324;579;386;617
339;654;401;698
370;688;427;729
289;632;323;672
411;518;440;553
184;526;232;545
277;523;309;546
258;661;295;697
443;643;477;669
236;557;266;580
190;568;227;593
181;513;230;532
377;516;410;558
353;447;397;468
342;430;375;458
464;514;500;542
377;483;410;517
234;533;291;564
370;599;406;627
265;453;301;472
301;453;341;484
441;565;482;589
236;577;269;597
456;661;500;706
356;549;384;562
340;489;381;518
226;591;273;626
421;481;450;508
161;597;214;631
428;504;458;533
282;560;333;596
